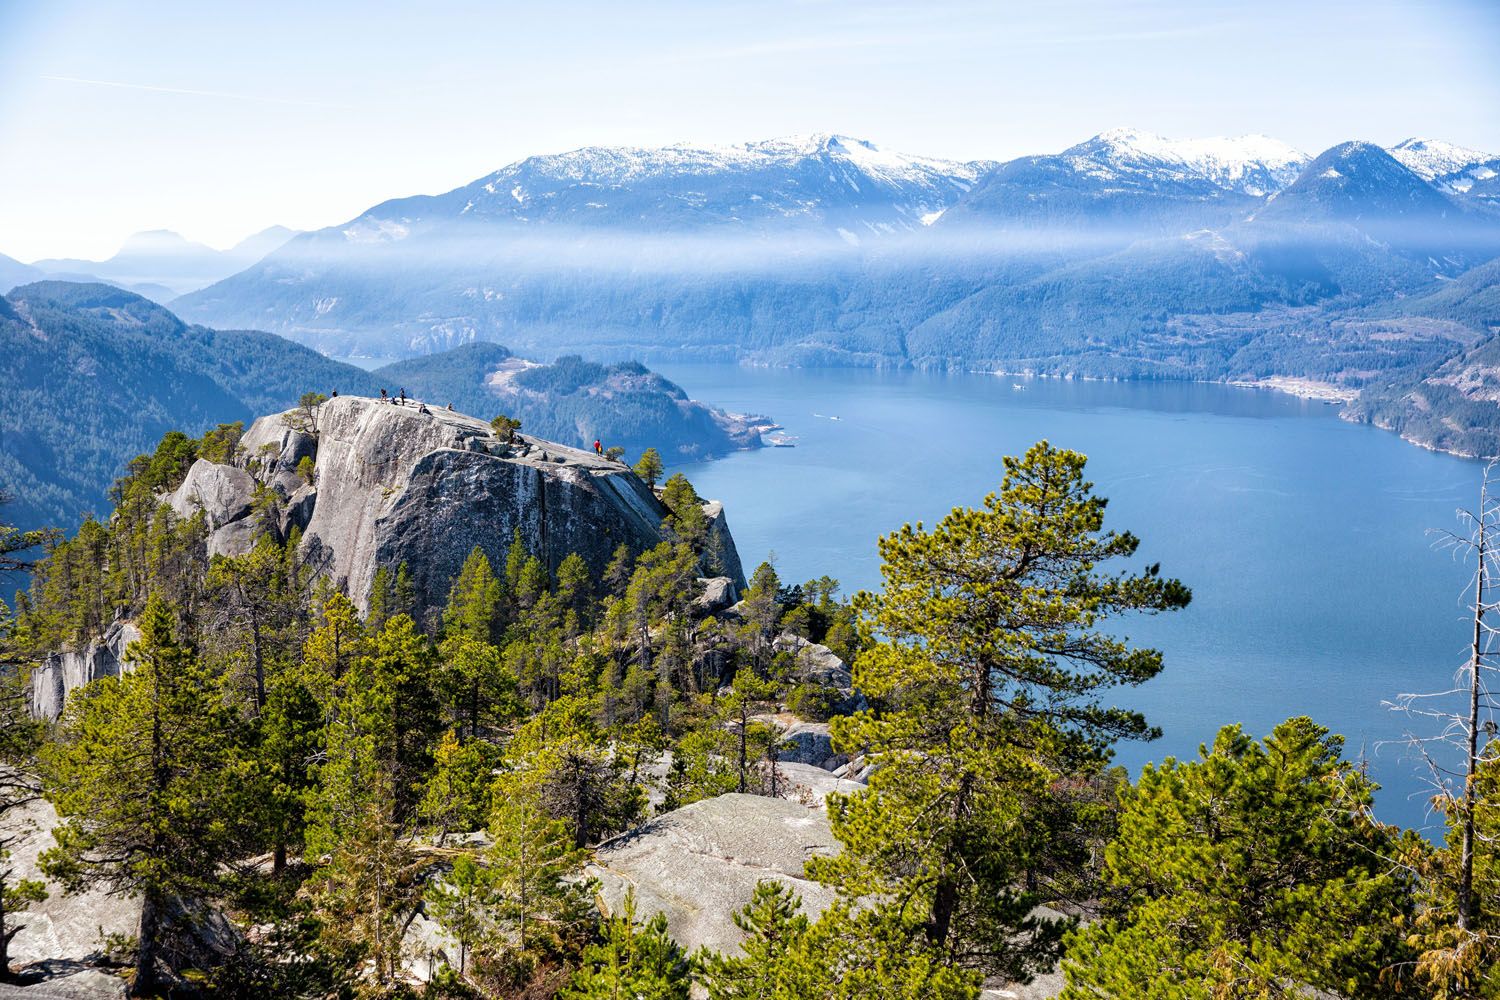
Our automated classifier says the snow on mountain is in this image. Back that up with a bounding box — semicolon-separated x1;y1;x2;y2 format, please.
386;133;992;236
1060;128;1310;196
1388;138;1499;194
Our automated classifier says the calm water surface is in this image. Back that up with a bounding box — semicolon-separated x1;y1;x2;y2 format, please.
655;363;1481;833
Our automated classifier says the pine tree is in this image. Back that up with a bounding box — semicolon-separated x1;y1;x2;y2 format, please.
419;730;499;843
0;518;47;981
810;442;1190;980
561;892;691;1000
257;672;324;874
737;562;781;676
41;596;251;996
425;853;495;977
444;547;504;646
698;890;980;1000
485;790;592;953
498;698;644;848
633;448;665;489
1061;717;1418;999
721;669;780;795
660;474;707;550
698;880;809;999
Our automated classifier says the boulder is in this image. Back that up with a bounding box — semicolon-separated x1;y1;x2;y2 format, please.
2;795;136;969
778;721;847;771
0;966;128;998
165;459;255;530
693;576;738;617
773;762;867;806
31;620;139;722
163;459;259;558
588;794;840;957
774;634;853;689
0;793;240;986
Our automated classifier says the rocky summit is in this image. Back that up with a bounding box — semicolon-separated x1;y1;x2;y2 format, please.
198;395;743;616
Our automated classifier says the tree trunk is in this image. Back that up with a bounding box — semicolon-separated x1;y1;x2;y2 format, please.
470;677;480;740
132;892;161;998
1459;488;1487;932
927;876;958;951
273;841;287;877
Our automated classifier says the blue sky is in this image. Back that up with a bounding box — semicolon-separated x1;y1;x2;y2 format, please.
1;0;1496;260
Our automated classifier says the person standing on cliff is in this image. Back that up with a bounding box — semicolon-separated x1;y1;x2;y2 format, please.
594;439;602;455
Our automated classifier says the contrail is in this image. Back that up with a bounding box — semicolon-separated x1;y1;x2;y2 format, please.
40;74;349;109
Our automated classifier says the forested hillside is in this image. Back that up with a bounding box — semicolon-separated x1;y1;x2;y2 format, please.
0;435;1495;997
0;284;768;532
0;282;380;529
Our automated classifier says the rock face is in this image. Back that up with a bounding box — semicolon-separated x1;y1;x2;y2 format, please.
30;621;140;722
587;794;840;957
165;459;259;558
173;396;748;619
3;795;137;970
0;792;240;993
778;721;847;771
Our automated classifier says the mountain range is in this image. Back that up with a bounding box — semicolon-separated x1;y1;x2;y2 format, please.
8;127;1500;458
1;226;299;302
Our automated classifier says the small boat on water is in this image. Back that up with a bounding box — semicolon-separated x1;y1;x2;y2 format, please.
763;431;798;448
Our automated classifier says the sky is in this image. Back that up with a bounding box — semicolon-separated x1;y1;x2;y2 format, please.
1;0;1497;261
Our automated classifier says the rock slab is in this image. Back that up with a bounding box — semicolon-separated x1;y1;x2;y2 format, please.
588;793;840;956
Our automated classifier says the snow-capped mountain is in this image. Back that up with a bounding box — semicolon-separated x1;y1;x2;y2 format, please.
172;129;1500;364
1057;128;1309;197
1388;138;1496;186
1388;138;1500;214
351;134;990;241
1262;141;1457;221
939;128;1307;234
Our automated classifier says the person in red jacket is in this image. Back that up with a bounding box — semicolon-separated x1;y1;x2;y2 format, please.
593;439;603;455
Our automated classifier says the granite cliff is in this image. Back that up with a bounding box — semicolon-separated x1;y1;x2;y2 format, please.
204;395;743;616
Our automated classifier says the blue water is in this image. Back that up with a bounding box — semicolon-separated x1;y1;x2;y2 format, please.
656;364;1481;834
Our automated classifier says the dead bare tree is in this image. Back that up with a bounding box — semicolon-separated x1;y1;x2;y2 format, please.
1387;462;1500;936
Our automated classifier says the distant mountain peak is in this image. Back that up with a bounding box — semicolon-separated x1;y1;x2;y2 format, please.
1065;128;1309;196
117;229;211;254
1387;138;1499;199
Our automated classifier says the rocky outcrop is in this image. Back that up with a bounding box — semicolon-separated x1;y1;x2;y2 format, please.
3;796;137;971
0;793;239;992
164;459;259;558
774;634;852;689
172;396;747;620
693;576;739;616
700;500;745;585
30;621;139;722
587;794;840;956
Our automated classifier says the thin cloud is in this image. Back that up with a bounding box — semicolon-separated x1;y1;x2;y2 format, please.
40;75;350;110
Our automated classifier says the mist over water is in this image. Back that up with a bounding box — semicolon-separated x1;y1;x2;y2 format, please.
657;363;1479;833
